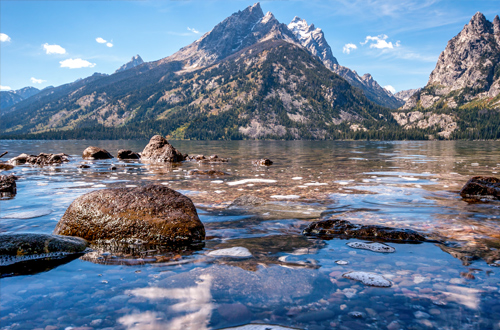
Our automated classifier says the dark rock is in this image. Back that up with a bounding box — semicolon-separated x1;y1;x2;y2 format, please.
54;184;205;245
117;149;140;160
187;169;229;176
82;147;113;160
0;233;88;276
186;154;229;163
460;176;500;200
140;135;185;162
303;219;426;242
109;165;117;171
0;163;14;171
253;158;273;166
8;153;70;166
78;164;90;169
0;174;18;198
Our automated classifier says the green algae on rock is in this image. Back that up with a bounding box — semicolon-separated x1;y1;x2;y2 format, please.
54;184;205;245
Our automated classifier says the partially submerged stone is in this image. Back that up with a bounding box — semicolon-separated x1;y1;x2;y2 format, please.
188;169;229;177
196;154;229;164
303;219;426;242
0;233;88;266
460;176;500;200
253;158;273;166
82;146;113;160
117;149;140;160
0;174;18;198
141;135;185;162
228;195;267;207
54;184;205;246
347;241;395;253
8;153;70;166
343;271;392;287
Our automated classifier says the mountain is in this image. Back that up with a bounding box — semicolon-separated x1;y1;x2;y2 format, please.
0;86;40;112
115;55;144;73
394;88;422;102
288;17;404;109
0;4;415;140
395;12;500;139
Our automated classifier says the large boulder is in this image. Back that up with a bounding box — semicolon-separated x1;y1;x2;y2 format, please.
303;219;426;242
141;135;185;162
82;146;113;160
117;149;140;160
0;233;88;266
54;185;205;245
0;174;18;198
460;176;500;200
8;153;69;166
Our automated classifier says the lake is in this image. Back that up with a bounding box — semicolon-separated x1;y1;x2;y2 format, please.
1;140;500;330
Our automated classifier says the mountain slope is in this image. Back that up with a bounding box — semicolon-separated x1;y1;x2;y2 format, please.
0;87;40;112
288;17;403;109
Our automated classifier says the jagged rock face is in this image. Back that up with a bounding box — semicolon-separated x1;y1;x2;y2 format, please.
403;12;500;110
115;55;144;73
165;3;296;70
394;88;422;102
391;111;457;138
288;16;338;68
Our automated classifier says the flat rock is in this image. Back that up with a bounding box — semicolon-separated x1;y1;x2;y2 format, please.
54;184;205;245
460;176;500;200
0;233;88;266
141;135;185;163
303;219;425;242
8;153;70;166
347;241;395;253
343;271;392;287
0;174;18;198
82;147;113;160
117;149;140;160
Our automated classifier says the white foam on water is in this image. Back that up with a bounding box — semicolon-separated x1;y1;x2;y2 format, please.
92;184;106;188
227;179;277;186
211;180;224;184
292;177;303;180
207;247;252;258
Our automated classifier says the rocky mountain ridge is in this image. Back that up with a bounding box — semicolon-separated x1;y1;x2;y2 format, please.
115;55;144;73
0;87;40;112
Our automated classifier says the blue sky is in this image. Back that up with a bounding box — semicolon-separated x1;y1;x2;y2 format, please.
1;0;498;93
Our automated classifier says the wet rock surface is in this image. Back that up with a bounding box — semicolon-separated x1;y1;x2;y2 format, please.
347;241;396;253
0;174;18;198
188;169;230;176
190;154;230;164
54;184;205;245
253;158;273;166
343;271;392;287
303;219;426;242
8;153;70;166
82;146;113;160
140;135;185;162
460;176;500;200
117;149;140;160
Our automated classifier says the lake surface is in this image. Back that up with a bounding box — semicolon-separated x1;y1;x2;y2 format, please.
1;140;500;330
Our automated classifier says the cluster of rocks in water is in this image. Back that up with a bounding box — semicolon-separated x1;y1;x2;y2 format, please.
8;152;69;166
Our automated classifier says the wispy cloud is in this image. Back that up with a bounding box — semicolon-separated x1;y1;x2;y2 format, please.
0;33;11;42
343;43;357;54
187;27;200;34
0;85;12;91
60;58;96;69
43;43;66;55
361;34;399;49
30;77;46;84
96;37;107;44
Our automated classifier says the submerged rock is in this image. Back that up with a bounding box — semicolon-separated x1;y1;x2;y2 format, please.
187;169;229;177
82;146;113;160
347;241;395;253
0;174;18;198
0;233;88;266
54;184;205;246
195;154;229;164
253;158;273;166
343;271;392;287
228;195;267;207
8;153;70;166
117;149;140;160
141;135;185;163
303;219;426;242
460;176;500;200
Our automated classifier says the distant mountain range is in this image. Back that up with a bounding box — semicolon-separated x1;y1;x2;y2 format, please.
0;4;498;140
0;87;40;112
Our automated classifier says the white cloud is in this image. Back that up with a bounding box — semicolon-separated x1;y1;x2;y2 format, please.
343;43;358;54
106;42;113;48
383;85;396;94
30;77;46;84
0;33;11;42
0;85;12;91
361;34;399;49
96;37;107;44
60;58;96;69
187;27;200;34
43;43;66;55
